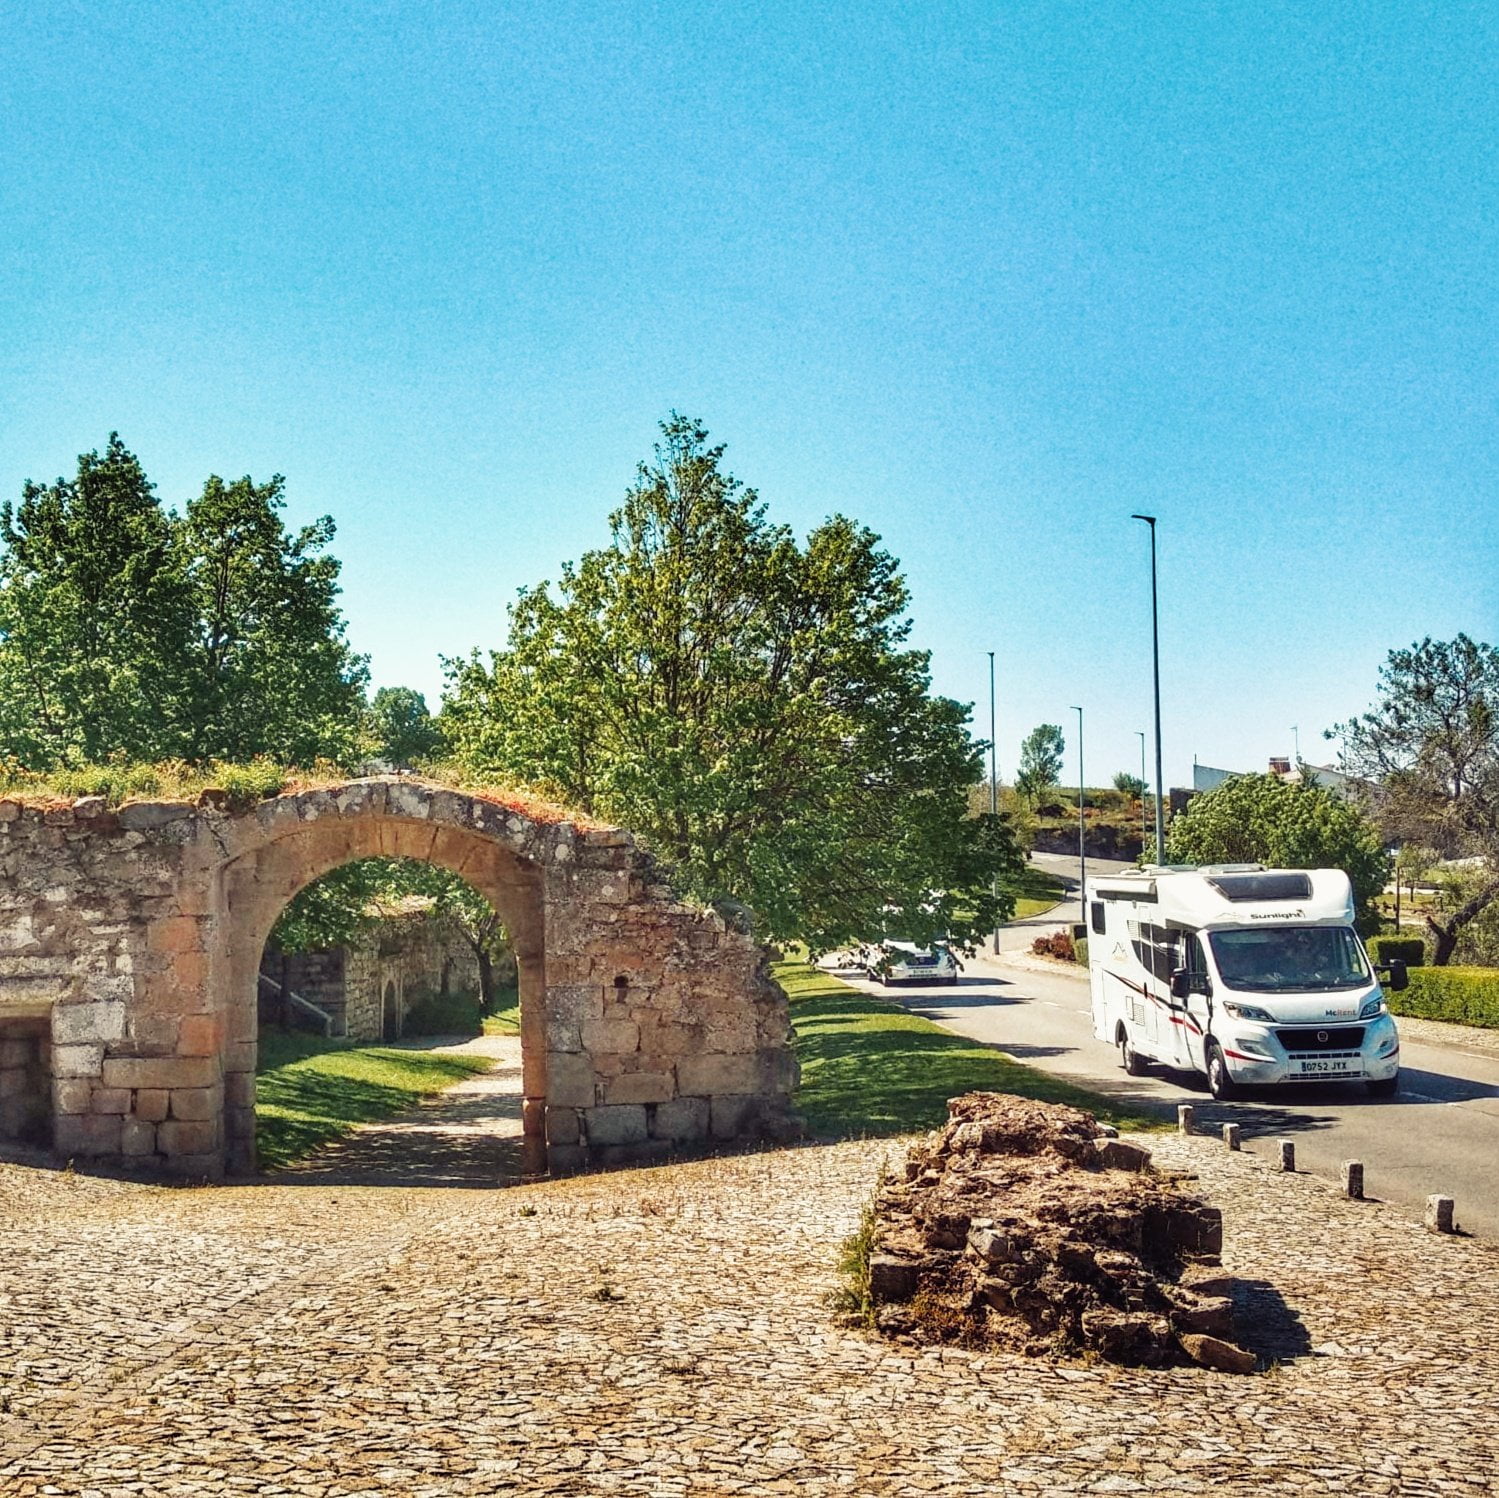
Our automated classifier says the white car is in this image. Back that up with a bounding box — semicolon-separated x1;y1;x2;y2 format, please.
866;940;961;986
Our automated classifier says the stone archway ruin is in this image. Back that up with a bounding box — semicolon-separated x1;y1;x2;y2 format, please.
0;777;799;1178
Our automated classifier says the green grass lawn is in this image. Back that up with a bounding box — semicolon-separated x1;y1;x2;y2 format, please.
1007;864;1068;920
778;960;1163;1138
255;1030;495;1169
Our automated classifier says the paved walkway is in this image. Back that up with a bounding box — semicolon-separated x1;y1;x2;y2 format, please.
3;1071;1499;1494
274;1034;527;1187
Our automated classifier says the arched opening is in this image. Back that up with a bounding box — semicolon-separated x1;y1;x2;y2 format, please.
215;806;548;1176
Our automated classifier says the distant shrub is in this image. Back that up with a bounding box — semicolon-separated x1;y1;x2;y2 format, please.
1389;967;1499;1030
401;987;483;1037
1032;931;1076;962
1075;937;1089;968
1367;935;1425;968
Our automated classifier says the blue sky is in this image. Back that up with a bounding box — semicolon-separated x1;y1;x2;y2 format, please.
2;1;1495;791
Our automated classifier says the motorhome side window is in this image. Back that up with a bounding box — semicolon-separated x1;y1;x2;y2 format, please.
1090;901;1106;935
1128;921;1180;983
1186;934;1208;979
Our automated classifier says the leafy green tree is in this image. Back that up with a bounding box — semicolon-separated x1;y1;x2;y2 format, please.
442;414;1022;950
1113;771;1146;800
0;435;194;766
1015;724;1065;804
176;473;368;764
1333;634;1499;963
1165;773;1390;919
366;686;443;767
0;440;368;770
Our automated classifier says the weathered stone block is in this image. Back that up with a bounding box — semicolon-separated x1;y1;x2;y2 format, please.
544;984;603;1052
710;1093;761;1140
582;1104;648;1146
544;1050;597;1109
54;1112;122;1156
120;1118;157;1156
101;1055;218;1091
118;801;192;831
158;1119;216;1157
176;1014;222;1056
603;1070;673;1106
53;1077;93;1114
52;1000;126;1045
89;1087;131;1114
168;1087;216;1121
546;1142;588;1175
224;1072;256;1108
651;1096;709;1142
52;1043;104;1078
545;1106;581;1146
677;1052;761;1097
582;1017;640;1055
135;1088;170;1122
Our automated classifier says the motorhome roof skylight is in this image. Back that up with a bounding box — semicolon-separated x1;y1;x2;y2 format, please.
1206;872;1313;902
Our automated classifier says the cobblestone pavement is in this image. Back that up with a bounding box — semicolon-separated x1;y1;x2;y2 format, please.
3;1094;1499;1494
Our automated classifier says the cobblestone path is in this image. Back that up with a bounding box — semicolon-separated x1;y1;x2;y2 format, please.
2;1107;1498;1494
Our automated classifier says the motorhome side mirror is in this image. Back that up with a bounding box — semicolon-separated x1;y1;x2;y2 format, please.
1169;969;1191;1000
1386;958;1408;992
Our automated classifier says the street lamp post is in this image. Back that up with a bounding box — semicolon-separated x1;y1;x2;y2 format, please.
989;651;999;955
1136;729;1148;863
1070;705;1085;919
1131;514;1165;863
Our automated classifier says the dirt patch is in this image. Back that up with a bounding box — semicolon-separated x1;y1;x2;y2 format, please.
865;1092;1256;1371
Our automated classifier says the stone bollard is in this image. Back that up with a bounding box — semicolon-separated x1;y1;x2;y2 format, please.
1222;1123;1241;1151
1278;1139;1296;1172
1342;1161;1364;1200
1426;1195;1456;1234
1177;1105;1195;1136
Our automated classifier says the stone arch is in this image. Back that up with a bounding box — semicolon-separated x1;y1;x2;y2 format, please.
2;777;799;1179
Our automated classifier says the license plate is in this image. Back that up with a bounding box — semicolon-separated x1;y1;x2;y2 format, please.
1295;1057;1360;1076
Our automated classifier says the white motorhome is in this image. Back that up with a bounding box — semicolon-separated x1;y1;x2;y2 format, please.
1087;865;1404;1100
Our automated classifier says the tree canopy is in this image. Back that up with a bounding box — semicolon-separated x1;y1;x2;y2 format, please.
1015;724;1065;803
1333;634;1499;961
366;686;444;767
441;414;1022;949
1165;772;1389;917
0;436;368;769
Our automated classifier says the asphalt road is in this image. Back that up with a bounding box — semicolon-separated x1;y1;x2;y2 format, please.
837;941;1499;1240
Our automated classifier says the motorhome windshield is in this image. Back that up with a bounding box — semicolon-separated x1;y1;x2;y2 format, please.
1208;926;1369;993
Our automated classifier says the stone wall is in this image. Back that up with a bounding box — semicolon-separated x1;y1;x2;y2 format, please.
0;778;799;1178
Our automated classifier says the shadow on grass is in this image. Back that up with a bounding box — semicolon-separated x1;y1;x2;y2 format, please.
256;1032;494;1171
783;965;1164;1139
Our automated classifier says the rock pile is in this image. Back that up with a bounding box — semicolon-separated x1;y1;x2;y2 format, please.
865;1093;1256;1372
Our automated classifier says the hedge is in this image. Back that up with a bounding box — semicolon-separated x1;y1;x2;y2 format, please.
1388;967;1499;1030
1368;934;1426;968
1075;937;1089;969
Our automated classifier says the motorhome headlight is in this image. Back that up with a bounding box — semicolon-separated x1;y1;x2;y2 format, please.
1221;1001;1275;1024
1358;994;1386;1020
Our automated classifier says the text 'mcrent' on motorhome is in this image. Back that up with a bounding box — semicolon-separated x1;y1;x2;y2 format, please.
1086;865;1406;1101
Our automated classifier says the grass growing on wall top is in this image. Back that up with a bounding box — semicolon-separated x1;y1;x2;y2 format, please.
254;1031;494;1170
778;960;1163;1138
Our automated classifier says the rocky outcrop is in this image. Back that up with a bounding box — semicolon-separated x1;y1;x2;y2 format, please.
866;1093;1257;1371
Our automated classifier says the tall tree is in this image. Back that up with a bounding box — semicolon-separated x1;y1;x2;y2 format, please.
176;474;368;764
366;686;443;767
0;435;194;766
442;414;1022;949
1333;635;1499;963
1015;724;1065;804
1165;772;1390;920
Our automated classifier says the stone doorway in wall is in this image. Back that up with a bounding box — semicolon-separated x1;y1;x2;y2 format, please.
251;856;530;1183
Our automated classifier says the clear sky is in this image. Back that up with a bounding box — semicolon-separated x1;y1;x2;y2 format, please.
3;1;1495;792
